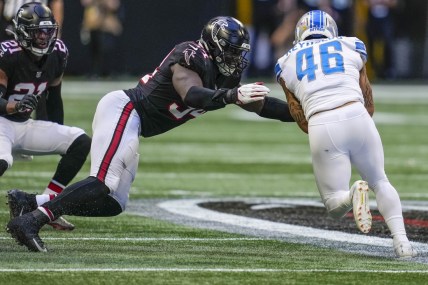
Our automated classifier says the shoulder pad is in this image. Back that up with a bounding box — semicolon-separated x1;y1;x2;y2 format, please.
354;38;367;63
52;39;69;71
175;42;210;75
343;37;367;63
0;40;22;56
53;39;69;57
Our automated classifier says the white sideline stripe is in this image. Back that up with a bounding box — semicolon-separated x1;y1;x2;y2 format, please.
0;268;427;273
0;237;262;241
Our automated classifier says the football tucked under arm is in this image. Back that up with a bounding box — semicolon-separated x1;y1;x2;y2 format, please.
280;79;308;133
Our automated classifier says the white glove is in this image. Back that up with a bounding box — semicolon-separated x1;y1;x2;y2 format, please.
236;82;270;105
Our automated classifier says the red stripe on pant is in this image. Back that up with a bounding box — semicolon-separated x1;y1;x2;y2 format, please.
97;101;134;182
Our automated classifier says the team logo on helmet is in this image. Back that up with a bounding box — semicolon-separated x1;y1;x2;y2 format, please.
17;8;24;17
211;19;228;48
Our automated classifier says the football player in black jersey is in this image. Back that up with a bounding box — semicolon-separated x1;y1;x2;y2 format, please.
0;2;91;231
6;16;293;252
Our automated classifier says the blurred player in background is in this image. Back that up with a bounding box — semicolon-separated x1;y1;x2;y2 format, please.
364;0;398;79
80;0;123;78
0;2;91;230
0;0;63;40
6;16;294;252
275;10;416;258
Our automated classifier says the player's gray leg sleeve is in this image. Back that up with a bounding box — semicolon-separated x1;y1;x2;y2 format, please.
112;152;139;211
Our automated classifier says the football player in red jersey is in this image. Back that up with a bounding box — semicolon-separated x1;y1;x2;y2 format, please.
6;16;293;252
0;2;91;231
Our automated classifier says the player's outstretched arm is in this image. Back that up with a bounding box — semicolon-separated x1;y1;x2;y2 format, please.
173;64;269;111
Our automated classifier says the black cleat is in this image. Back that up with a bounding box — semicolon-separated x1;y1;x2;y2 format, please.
6;212;47;252
7;189;37;219
7;189;75;231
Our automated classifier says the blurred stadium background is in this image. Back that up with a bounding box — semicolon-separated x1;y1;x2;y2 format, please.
59;0;428;82
1;1;428;283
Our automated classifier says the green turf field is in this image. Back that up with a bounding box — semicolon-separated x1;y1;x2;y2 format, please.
1;80;427;284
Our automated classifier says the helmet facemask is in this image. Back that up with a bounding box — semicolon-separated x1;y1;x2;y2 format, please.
14;20;58;56
12;3;59;57
200;17;250;77
214;38;250;77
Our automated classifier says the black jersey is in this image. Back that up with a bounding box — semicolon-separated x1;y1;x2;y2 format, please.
124;41;240;137
0;39;68;122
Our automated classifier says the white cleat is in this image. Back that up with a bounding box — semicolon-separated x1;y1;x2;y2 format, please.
351;180;372;233
393;240;417;259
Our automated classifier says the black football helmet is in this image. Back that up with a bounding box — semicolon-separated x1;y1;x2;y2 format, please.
12;2;58;56
199;16;250;77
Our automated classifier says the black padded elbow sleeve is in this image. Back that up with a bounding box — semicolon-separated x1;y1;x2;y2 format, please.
184;86;229;111
46;84;64;124
0;98;7;115
0;84;7;115
259;96;294;122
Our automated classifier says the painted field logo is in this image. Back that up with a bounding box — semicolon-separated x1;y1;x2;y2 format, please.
199;200;428;243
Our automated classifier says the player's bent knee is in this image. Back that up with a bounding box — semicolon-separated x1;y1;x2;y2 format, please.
0;159;9;176
105;195;124;216
113;152;139;211
68;133;91;158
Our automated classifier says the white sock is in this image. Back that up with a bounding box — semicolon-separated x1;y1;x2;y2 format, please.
36;194;51;206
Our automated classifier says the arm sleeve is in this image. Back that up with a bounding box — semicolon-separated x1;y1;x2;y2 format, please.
0;84;8;115
46;84;64;124
184;86;228;111
259;96;294;122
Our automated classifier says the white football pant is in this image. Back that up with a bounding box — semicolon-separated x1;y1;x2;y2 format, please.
308;102;406;236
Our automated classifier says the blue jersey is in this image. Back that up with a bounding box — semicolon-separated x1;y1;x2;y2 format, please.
275;36;367;119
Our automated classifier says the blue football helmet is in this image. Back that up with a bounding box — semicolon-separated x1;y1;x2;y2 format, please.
294;10;338;45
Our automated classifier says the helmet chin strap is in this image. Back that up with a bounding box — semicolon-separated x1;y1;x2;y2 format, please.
5;28;17;38
30;45;50;56
217;63;236;77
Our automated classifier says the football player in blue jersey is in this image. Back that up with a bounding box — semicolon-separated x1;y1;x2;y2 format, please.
275;10;416;258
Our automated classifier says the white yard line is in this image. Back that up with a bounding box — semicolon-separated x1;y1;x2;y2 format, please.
0;237;262;241
0;268;427;273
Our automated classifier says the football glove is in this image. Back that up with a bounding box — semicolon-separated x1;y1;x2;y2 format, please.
15;94;39;113
227;82;270;105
